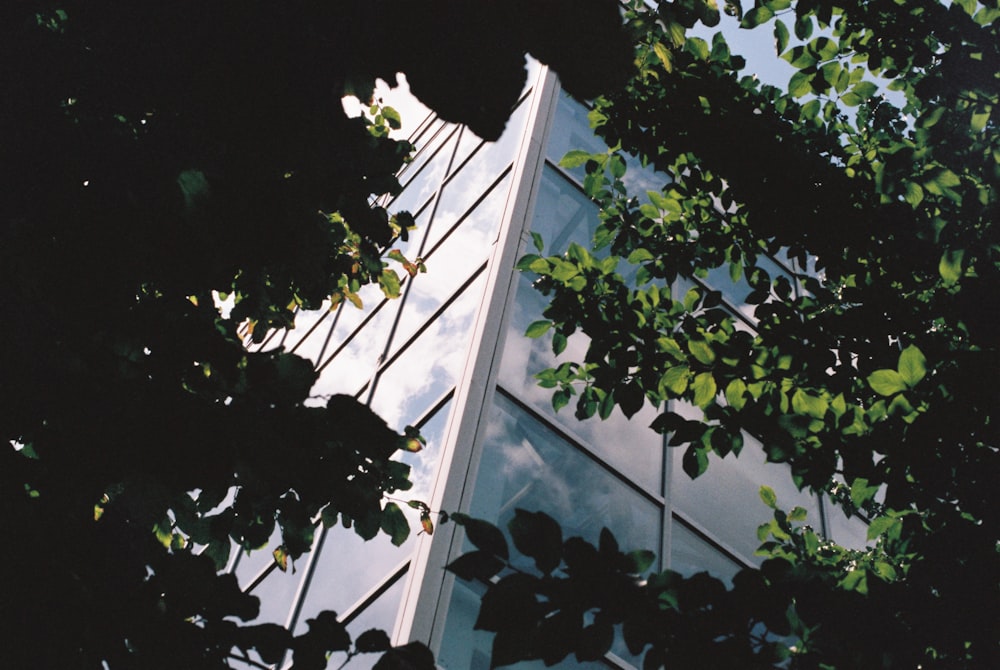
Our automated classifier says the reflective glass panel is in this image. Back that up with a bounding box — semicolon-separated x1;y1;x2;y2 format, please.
422;96;531;252
391;171;512;350
530;166;601;253
310;295;399;402
470;392;661;558
545;93;665;201
499;273;664;494
290;525;410;634
669;520;743;587
499;167;663;492
285;302;334;360
245;560;308;626
398;119;452;190
371;272;486;429
334;576;409;670
825;501;872;551
668;402;821;564
389;132;455;222
291;401;452;634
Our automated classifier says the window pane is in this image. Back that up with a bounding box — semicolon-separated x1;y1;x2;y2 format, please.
371;272;486;429
399;119;452;190
291;401;452;633
545;93;665;201
670;520;743;586
391;170;513;351
310;295;399;400
336;576;409;670
530;166;601;253
285;303;335;361
470;393;661;557
499;273;663;493
388;131;457;230
422;95;531;252
825;502;872;550
245;561;307;627
668;402;821;564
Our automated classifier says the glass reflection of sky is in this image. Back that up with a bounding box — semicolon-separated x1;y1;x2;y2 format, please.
500;273;664;494
371;274;487;430
669;401;822;565
472;393;661;559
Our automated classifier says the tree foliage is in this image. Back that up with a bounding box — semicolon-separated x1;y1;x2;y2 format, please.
450;1;999;667
0;2;632;668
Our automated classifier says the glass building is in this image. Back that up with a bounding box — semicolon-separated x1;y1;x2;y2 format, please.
230;64;866;669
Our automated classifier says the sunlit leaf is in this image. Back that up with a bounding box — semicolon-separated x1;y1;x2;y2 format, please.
525;320;553;338
867;369;906;396
897;345;927;387
273;545;289;572
759;485;778;509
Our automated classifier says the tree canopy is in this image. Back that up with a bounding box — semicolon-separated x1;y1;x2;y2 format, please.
0;2;632;668
448;1;999;668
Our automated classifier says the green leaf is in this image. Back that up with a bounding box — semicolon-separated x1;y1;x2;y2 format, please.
525;320;553;338
609;154;627;179
560;150;592;169
451;514;509;560
788;506;808;521
378;268;401;298
661;365;690;396
628;248;655;263
811;37;839;60
791;389;828;419
626;549;656;574
658;337;684;360
783;46;818;68
508;509;563;574
382;106;402;129
616;380;646;419
552;387;571;412
530;231;545;252
682;445;709;478
685;36;710;61
867;515;898;541
688;339;716;365
904;181;924;207
851;80;878;100
446;550;505;581
842;569;868;594
653;40;674;73
971;106;991;133
380;502;410;546
850;477;880;508
788;70;812;98
938;248;964;285
867;369;906;396
759;485;778;509
741;5;774;28
598;389;615;420
551;331;567;356
774;19;789;55
725;379;747;410
691;371;717;408
794;15;813;39
897;345;926;387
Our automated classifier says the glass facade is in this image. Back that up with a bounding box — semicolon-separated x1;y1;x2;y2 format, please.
232;64;868;669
